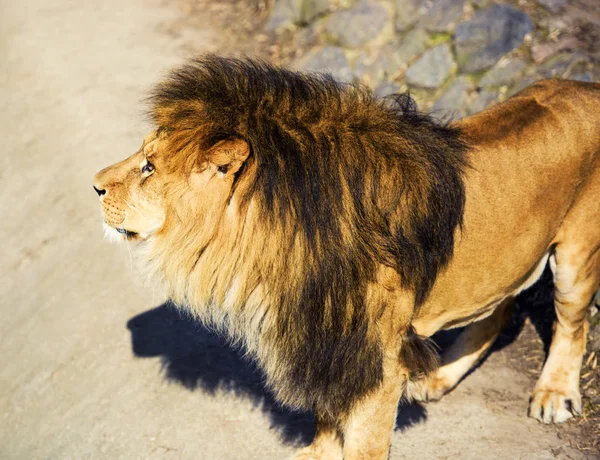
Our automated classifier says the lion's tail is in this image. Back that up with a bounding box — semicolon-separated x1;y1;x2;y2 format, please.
401;326;439;398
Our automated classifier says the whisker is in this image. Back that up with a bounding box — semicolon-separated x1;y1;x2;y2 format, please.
125;200;140;212
124;234;134;269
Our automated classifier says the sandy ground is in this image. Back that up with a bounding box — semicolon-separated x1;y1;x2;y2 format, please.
0;0;594;458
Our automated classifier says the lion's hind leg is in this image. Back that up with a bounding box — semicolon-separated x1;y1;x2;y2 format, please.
528;165;600;424
528;243;600;424
410;299;513;402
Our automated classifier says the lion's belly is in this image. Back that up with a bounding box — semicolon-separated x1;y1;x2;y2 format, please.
413;252;550;336
413;252;549;336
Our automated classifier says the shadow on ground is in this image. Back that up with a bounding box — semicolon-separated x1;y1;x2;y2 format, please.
126;305;317;445
495;266;556;355
126;267;556;446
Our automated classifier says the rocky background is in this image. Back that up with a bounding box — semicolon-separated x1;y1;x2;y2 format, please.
165;0;600;450
263;0;598;120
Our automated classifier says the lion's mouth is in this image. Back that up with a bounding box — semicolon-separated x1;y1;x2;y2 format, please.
116;227;138;239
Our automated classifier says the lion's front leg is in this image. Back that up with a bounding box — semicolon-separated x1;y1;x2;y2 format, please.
291;378;403;460
291;418;342;460
292;354;406;460
341;353;407;460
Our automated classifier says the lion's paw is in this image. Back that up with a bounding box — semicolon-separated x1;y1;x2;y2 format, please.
290;442;343;460
528;388;581;424
290;446;343;460
410;375;452;402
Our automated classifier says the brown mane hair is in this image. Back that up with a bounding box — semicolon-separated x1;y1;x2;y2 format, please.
147;55;467;417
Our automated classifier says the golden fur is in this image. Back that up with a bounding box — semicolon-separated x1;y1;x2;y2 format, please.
94;56;600;459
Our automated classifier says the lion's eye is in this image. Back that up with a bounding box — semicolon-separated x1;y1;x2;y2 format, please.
142;162;155;174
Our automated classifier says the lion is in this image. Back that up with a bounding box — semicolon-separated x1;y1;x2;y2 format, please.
93;55;600;459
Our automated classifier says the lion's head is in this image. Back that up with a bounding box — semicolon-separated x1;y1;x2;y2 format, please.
93;128;250;244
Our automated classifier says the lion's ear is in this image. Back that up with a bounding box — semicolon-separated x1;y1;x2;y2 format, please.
143;138;159;158
208;138;250;175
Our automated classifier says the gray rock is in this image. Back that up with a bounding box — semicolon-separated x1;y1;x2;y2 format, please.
267;2;295;31
419;0;466;33
405;43;455;89
392;28;430;62
297;46;355;82
534;0;566;12
363;28;429;84
455;4;533;73
571;72;594;83
479;58;527;88
266;0;331;31
537;52;590;79
466;89;498;115
325;0;391;48
507;75;540;98
531;38;579;64
353;52;371;82
395;0;426;32
432;76;474;119
374;81;402;98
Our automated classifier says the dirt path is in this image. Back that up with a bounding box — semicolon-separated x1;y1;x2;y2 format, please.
0;0;594;459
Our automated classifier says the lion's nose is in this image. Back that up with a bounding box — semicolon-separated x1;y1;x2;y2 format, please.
93;185;106;197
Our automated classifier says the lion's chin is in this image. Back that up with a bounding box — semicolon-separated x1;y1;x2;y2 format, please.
102;222;145;243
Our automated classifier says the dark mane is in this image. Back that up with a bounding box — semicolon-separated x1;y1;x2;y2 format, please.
150;55;467;415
